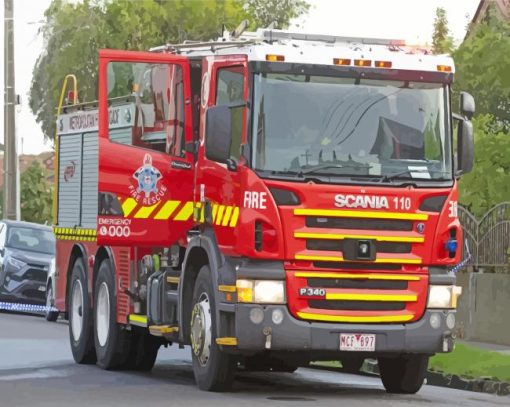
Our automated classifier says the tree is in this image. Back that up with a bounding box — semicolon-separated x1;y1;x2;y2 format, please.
29;0;309;140
453;16;510;127
458;115;510;217
20;161;53;224
432;7;453;54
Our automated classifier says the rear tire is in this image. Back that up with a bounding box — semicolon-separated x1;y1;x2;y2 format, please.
45;283;59;322
379;354;429;394
68;258;96;364
93;259;131;370
124;334;160;371
190;266;236;391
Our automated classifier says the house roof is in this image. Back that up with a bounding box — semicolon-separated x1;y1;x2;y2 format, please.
472;0;510;25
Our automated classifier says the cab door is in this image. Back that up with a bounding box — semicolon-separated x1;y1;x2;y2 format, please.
97;49;195;247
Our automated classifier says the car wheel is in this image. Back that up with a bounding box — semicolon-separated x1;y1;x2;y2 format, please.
69;257;96;364
45;282;59;322
93;258;131;370
190;266;236;391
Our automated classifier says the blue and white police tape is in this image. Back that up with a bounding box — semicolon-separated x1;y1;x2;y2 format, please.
449;240;472;274
0;301;58;313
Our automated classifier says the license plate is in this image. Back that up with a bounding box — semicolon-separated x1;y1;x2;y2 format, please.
38;286;46;292
340;333;376;351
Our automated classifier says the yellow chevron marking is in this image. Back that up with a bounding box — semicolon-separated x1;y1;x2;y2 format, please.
294;208;428;221
154;200;180;220
174;201;194;221
325;293;417;302
212;204;219;222
229;207;240;227
294;232;424;243
294;272;421;281
215;205;226;225
134;202;160;219
297;312;414;323
222;206;233;226
122;198;138;217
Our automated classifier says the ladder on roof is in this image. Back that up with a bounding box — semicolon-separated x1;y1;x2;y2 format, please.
150;28;405;53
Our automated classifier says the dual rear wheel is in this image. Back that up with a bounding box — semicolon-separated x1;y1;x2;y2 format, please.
68;257;159;371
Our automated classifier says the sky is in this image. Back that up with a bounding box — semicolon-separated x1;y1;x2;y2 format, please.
1;0;480;155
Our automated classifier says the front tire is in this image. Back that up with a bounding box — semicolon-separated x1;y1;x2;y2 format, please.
190;266;236;391
68;258;96;364
45;282;59;322
93;259;131;370
379;354;429;394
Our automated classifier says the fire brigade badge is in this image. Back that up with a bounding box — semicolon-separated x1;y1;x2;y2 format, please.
131;154;166;205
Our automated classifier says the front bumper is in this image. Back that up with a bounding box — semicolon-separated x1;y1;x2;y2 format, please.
0;273;47;304
235;304;454;355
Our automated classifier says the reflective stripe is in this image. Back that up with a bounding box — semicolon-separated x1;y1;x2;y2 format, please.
134;202;160;219
297;312;414;323
294;208;428;221
154;200;180;220
222;206;233;226
218;285;237;293
215;337;238;346
325;292;417;302
128;314;148;326
294;272;421;281
174;201;194;221
294;232;424;243
215;205;226;225
229;207;240;227
211;204;219;223
122;198;138;217
295;254;421;265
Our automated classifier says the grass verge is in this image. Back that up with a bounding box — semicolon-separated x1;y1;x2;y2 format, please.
429;343;510;382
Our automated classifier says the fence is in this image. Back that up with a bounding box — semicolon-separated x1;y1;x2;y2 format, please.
458;202;510;269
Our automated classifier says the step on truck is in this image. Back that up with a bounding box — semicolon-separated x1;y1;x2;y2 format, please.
53;27;475;393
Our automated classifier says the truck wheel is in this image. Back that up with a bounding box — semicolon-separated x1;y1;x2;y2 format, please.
69;258;96;364
341;357;364;373
124;334;161;371
378;354;429;394
93;259;131;370
190;266;236;391
45;282;59;322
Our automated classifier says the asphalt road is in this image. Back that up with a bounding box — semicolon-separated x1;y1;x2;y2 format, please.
0;312;508;407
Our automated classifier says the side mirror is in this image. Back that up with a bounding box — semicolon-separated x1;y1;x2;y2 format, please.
205;105;232;165
460;92;475;120
457;120;474;175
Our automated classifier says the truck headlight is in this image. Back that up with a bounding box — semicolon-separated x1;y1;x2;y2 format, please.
427;285;462;309
7;257;26;271
236;279;285;304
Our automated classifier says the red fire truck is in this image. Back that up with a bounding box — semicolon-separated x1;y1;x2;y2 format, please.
53;28;475;393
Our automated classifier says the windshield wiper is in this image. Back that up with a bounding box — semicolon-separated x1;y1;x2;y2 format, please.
298;163;371;176
382;169;448;182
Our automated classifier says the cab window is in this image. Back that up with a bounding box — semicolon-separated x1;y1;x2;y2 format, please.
216;66;244;160
107;62;185;157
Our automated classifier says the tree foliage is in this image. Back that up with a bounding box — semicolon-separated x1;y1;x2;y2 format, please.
20;161;53;224
432;7;453;54
459;115;510;217
29;0;309;140
453;14;510;127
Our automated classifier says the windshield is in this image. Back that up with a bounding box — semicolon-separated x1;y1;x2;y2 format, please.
252;73;452;182
6;227;55;255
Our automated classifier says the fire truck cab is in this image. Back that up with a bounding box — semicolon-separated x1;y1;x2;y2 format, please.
53;28;475;393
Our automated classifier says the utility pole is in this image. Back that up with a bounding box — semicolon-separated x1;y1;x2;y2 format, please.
3;0;18;220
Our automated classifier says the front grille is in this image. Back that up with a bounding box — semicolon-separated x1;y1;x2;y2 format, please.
306;239;411;253
309;299;406;311
313;261;401;270
306;217;413;231
308;278;408;290
23;269;47;282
